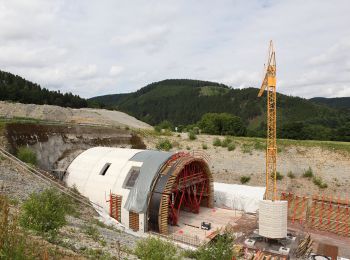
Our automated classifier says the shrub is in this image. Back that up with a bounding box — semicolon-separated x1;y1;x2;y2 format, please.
240;175;251;184
271;171;284;181
221;137;232;147
213;138;222;146
202;144;208;150
253;140;265;151
134;237;179;260
303;167;313;178
186;146;191;150
156;139;172;151
227;143;236;151
158;120;174;131
242;143;253;154
154;125;162;132
188;131;197;140
17;147;37;165
277;172;284;180
0;196;50;259
287;171;295;179
184;232;236;260
192;127;200;135
19;188;75;235
313;176;328;189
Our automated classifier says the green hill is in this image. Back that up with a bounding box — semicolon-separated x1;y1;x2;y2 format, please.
0;70;88;108
90;79;350;141
310;97;350;110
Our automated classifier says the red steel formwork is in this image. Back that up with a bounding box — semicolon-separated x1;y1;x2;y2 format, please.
168;162;210;226
280;191;350;237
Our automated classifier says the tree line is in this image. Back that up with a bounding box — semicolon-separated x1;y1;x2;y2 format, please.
0;70;92;108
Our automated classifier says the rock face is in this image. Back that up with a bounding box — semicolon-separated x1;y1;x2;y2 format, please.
4;123;146;172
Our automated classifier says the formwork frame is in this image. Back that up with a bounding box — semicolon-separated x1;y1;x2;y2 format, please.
168;162;209;226
148;153;213;235
281;192;350;237
108;193;122;222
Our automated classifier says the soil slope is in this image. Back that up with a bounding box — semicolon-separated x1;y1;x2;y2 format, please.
0;101;151;129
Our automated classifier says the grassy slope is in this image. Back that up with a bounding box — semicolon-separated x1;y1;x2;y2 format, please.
139;129;350;154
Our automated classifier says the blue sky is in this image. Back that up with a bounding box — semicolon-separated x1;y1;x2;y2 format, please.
0;0;349;98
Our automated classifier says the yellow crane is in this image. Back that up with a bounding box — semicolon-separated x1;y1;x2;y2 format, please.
258;40;277;201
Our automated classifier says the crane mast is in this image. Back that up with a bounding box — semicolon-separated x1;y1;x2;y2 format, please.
258;41;277;201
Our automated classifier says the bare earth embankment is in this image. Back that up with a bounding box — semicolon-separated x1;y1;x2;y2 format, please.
0;101;151;129
143;132;350;197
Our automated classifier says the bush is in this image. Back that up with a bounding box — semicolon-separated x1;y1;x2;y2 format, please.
17;147;37;165
221;137;232;147
271;171;284;181
213;138;222;146
158;120;174;131
227;143;236;151
156;139;173;151
184;233;236;260
0;196;49;259
253;140;265;151
202;144;208;150
20;188;75;235
242;143;253;154
188;131;197;140
240;176;251;184
312;176;328;189
134;237;179;260
287;171;295;179
303;167;313;178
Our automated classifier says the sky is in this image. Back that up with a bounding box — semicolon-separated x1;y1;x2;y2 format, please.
0;0;349;98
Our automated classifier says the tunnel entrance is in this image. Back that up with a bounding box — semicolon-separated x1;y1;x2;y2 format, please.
148;152;213;235
168;161;210;226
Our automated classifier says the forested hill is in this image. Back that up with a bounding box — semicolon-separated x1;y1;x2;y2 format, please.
90;79;350;141
0;70;88;108
310;97;350;110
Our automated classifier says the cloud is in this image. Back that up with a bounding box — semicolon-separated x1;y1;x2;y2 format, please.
109;65;124;76
110;25;170;53
0;0;348;98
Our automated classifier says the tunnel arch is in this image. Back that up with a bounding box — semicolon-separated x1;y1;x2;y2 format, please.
148;153;214;234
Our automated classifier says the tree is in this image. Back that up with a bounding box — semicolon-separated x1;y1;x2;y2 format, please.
198;113;246;136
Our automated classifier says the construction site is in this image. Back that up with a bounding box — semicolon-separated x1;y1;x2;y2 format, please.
0;41;349;260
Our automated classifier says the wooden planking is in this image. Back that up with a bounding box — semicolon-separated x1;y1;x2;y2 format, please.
110;194;122;222
129;211;139;232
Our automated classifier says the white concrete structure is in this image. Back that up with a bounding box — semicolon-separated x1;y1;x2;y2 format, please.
213;183;265;213
66;147;145;231
258;200;288;238
65;147;214;234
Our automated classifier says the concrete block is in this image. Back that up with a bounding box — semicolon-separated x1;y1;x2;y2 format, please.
259;200;287;238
